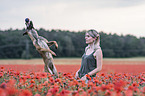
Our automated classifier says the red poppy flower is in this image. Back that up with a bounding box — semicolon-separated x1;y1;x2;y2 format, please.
48;86;59;95
0;83;7;89
0;88;6;96
19;89;32;96
6;87;18;96
46;92;52;96
124;89;133;96
34;93;41;96
59;89;70;96
40;72;47;78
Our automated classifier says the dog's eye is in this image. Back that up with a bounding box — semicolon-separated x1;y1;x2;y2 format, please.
85;35;90;37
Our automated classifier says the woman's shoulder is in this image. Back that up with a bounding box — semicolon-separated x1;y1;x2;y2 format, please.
94;48;102;56
94;46;102;51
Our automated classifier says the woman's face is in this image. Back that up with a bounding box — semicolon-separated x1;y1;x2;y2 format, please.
85;33;95;44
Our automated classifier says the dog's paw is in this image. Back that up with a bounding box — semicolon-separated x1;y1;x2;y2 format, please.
55;43;58;49
51;52;56;56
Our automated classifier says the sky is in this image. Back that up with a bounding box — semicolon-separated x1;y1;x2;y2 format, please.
0;0;145;38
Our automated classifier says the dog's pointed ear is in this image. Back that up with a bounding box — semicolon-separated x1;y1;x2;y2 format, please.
23;32;28;36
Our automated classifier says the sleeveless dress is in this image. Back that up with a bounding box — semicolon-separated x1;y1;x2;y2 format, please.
78;51;97;78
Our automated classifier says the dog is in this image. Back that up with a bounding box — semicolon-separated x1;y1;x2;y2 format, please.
23;29;58;76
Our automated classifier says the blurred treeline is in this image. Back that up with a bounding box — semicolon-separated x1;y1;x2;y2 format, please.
0;28;145;59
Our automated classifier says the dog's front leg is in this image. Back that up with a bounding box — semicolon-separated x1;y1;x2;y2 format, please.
53;41;58;49
47;41;58;49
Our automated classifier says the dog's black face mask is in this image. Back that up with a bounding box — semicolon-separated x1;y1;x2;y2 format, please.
23;32;28;36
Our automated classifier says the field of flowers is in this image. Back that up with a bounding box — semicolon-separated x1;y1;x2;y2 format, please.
0;59;145;96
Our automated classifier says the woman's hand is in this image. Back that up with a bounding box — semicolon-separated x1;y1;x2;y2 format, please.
80;75;86;81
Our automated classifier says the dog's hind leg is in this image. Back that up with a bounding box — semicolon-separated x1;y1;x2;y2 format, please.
44;58;54;75
43;55;58;77
52;64;58;77
47;61;58;77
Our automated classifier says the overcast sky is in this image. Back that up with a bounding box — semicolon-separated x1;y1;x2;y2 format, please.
0;0;145;37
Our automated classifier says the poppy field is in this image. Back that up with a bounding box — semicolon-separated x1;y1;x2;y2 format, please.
0;58;145;96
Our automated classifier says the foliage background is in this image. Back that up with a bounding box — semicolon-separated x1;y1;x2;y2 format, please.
0;28;145;59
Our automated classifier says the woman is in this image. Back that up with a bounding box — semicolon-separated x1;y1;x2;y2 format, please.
75;29;103;82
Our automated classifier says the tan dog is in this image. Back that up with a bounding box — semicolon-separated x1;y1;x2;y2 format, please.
23;29;58;76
